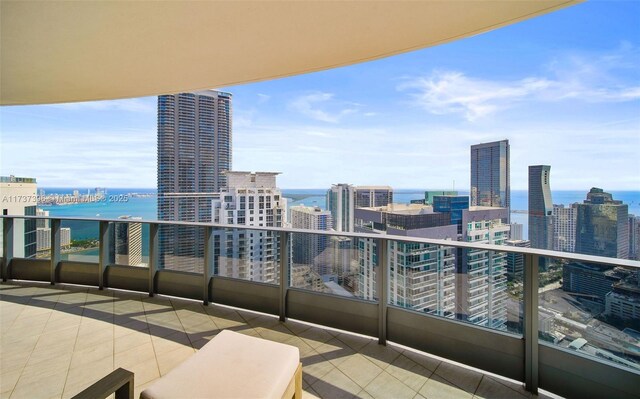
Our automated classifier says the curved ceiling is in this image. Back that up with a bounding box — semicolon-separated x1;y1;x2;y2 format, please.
0;1;580;105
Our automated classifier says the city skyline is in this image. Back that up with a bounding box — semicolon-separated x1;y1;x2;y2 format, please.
1;1;639;190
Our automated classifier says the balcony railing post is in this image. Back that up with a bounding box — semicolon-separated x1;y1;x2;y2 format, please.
279;231;290;322
2;217;14;282
377;237;388;346
98;221;113;290
50;219;61;285
148;223;158;297
524;253;539;394
203;226;213;306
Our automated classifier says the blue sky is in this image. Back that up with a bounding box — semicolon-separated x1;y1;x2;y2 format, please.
1;1;639;190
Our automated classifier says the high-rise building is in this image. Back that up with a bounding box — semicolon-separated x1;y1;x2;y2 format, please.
327;184;355;232
290;205;333;277
629;215;640;261
157;90;232;271
510;223;524;240
433;195;469;234
470;140;510;214
460;207;510;330
327;184;394;232
553;204;577;253
115;216;143;266
425;191;458;206
528;165;553;250
36;208;49;229
575;188;629;259
0;176;37;258
505;239;531;281
212;172;287;283
354;186;393;208
36;227;71;252
354;204;457;317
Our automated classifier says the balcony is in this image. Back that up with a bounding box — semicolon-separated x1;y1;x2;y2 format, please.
1;215;639;398
2;281;536;399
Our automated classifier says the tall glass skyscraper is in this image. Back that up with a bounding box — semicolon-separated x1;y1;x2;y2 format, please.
528;165;553;250
575;188;629;259
470;140;510;213
157;90;232;271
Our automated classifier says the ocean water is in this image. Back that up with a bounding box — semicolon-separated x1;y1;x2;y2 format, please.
39;188;640;243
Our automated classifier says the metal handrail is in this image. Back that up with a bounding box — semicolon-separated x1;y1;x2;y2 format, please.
2;215;638;269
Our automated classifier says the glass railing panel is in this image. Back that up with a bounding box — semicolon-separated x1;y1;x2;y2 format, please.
113;221;149;267
385;238;522;333
1;216;40;260
213;228;280;284
61;220;98;262
289;231;368;300
0;218;3;258
538;255;640;372
157;223;204;273
386;239;456;319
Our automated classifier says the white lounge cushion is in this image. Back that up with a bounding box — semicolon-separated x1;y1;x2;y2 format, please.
140;329;300;399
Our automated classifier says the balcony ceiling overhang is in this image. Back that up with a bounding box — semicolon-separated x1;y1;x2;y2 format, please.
0;0;580;106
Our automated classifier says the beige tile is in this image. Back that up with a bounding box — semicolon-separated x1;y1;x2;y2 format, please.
316;338;356;367
363;371;416;399
11;368;67;399
74;327;114;351
284;320;312;335
150;331;192;355
0;349;30;374
298;327;334;349
70;341;114;370
358;341;401;370
114;330;151;354
336;354;384;388
284;336;317;359
114;341;156;369
155;345;195;376
0;334;38;357
335;333;373;352
386;354;432;392
302;357;335;386
256;324;295;343
128;358;160;387
62;359;113;399
41;315;81;335
22;351;72;378
0;369;21;395
474;376;529;399
357;389;375;399
419;374;473;399
433;361;483;394
22;343;74;367
312;368;361;399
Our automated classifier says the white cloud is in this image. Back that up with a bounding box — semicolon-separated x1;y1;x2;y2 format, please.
288;92;359;123
399;47;640;121
257;93;271;103
1;130;156;187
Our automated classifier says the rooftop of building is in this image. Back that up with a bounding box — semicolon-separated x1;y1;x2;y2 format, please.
0;281;543;399
361;203;436;215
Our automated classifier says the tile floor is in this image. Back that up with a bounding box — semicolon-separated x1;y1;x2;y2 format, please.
0;282;558;399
